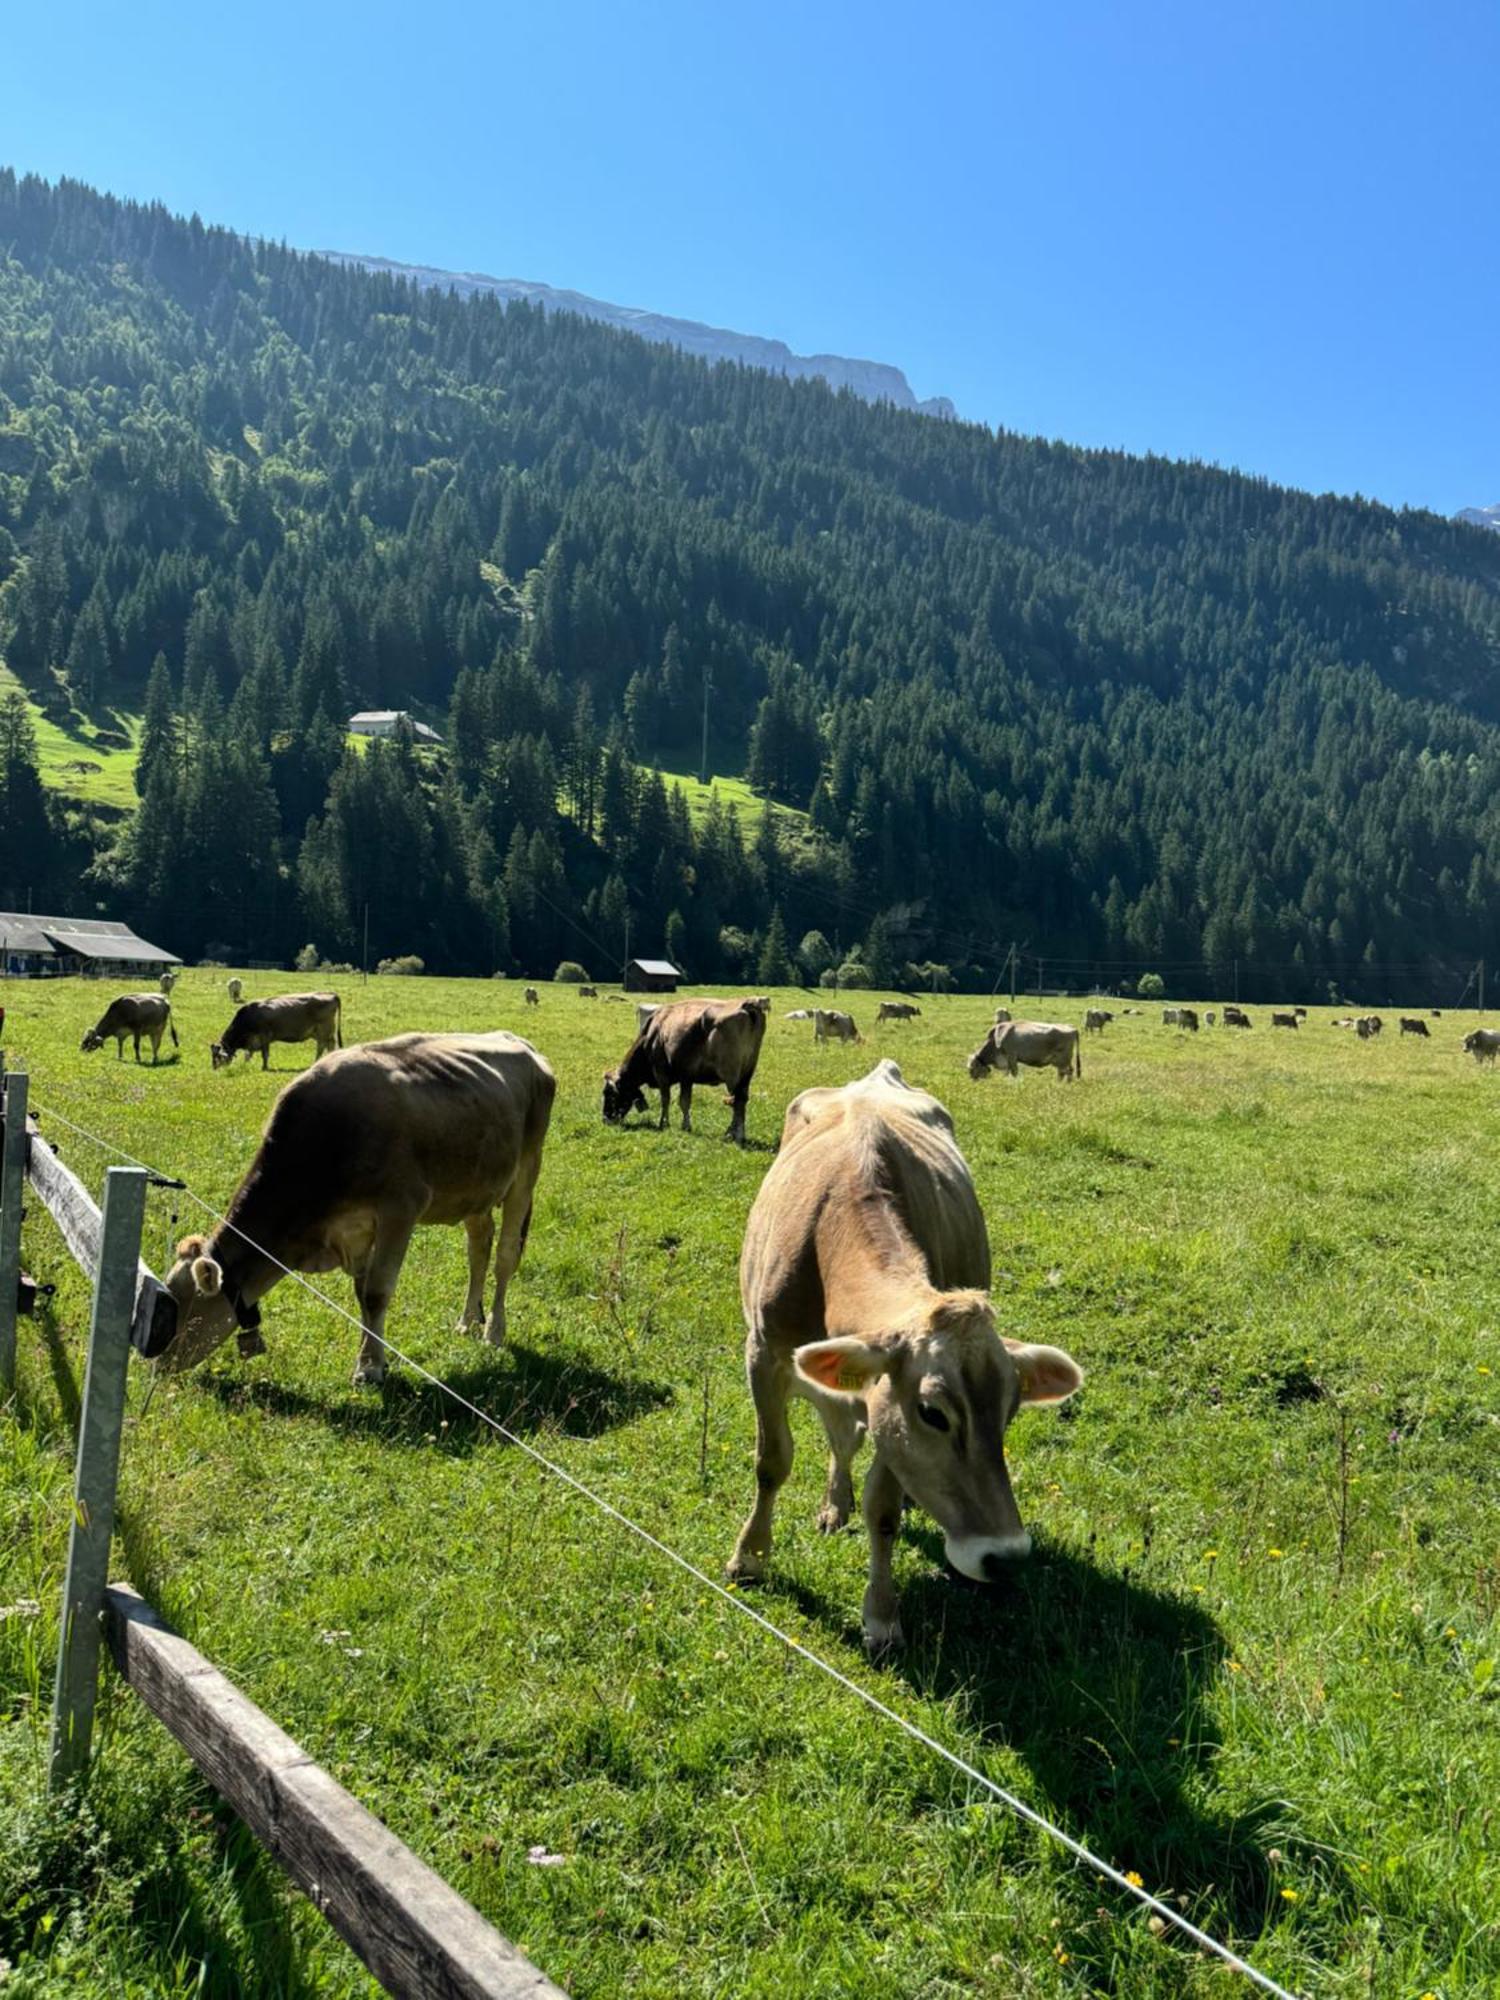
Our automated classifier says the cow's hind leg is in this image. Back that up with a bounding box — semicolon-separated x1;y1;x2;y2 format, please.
458;1213;494;1333
725;1084;749;1145
729;1346;793;1582
813;1391;864;1534
678;1081;693;1132
485;1153;542;1347
351;1211;420;1386
657;1086;671;1131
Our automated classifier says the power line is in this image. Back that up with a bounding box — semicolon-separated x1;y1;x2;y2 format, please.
36;1098;1301;2000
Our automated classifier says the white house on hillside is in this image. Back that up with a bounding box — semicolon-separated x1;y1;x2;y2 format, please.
347;710;444;745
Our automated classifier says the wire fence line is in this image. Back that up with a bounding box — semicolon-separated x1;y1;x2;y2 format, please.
31;1097;1301;2000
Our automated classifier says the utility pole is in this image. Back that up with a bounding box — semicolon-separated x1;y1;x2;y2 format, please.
1009;942;1018;1009
362;904;369;984
1036;956;1044;1002
1480;958;1486;1015
1233;957;1239;1005
699;666;712;786
623;911;632;988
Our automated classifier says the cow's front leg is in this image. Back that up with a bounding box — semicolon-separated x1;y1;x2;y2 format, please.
678;1080;693;1132
260;1046;270;1070
729;1348;793;1582
487;1150;543;1345
351;1212;419;1386
725;1086;748;1145
657;1086;671;1131
813;1389;865;1534
861;1456;906;1655
457;1212;494;1333
132;1034;142;1063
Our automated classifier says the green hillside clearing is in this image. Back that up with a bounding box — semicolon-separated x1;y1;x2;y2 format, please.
0;667;140;809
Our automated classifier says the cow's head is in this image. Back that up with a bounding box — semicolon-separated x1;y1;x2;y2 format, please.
601;1070;648;1124
210;1041;232;1069
794;1291;1081;1580
158;1233;241;1370
80;1029;106;1055
966;1044;992;1081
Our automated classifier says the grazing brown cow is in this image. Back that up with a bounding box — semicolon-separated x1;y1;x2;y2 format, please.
1294;1006;1308;1019
603;996;768;1144
967;1020;1080;1081
161;1032;555;1385
227;977;245;1003
1464;1028;1500;1065
212;993;341;1070
81;994;179;1064
159;969;179;995
524;987;540;1006
729;1061;1082;1650
814;1009;861;1044
1271;1012;1299;1029
578;985;599;999
1176;1007;1200;1032
1223;1006;1252;1028
1084;1008;1113;1034
877;1002;921;1023
1399;1017;1430;1037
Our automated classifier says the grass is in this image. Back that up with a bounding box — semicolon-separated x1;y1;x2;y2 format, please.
1;976;1496;1997
637;763;807;841
0;667;142;811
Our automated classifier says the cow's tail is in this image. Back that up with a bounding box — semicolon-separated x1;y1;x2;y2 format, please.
169;1016;179;1048
1074;1037;1082;1080
335;999;343;1049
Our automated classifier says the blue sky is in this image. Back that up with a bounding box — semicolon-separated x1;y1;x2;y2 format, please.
7;1;1496;514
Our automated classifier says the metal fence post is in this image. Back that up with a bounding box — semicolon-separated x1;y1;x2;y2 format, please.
49;1164;147;1789
0;1067;29;1396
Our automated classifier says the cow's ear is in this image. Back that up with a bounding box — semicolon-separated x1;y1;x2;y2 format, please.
175;1234;206;1261
191;1255;224;1296
794;1337;893;1395
1004;1340;1083;1404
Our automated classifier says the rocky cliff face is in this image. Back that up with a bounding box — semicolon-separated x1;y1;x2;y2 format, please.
1457;503;1500;534
322;252;958;419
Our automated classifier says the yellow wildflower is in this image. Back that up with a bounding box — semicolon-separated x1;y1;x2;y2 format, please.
1124;1870;1144;1888
1280;1887;1299;1903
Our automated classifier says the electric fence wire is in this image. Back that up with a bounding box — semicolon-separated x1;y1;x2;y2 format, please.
33;1097;1303;2000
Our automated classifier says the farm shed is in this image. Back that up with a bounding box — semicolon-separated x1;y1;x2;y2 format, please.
347;709;444;745
625;957;682;993
0;912;180;979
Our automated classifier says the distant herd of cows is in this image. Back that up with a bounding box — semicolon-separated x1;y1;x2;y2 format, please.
51;973;1498;1646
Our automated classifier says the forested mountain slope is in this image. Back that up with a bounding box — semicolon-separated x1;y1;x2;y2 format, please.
2;170;1499;996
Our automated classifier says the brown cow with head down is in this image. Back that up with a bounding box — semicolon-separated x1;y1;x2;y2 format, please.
212;992;341;1070
82;994;178;1064
162;1032;555;1385
729;1061;1082;1651
967;1020;1080;1081
603;996;768;1144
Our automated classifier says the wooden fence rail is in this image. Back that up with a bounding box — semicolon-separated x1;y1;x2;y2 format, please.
1;1065;568;1997
106;1586;563;2000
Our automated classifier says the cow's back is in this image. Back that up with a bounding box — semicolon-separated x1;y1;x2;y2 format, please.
745;1064;988;1332
256;1032;554;1228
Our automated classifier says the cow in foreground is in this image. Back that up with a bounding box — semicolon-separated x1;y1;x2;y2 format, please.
81;994;179;1065
212;993;341;1071
729;1061;1082;1651
815;1009;861;1044
161;1032;555;1385
877;1002;921;1024
603;996;768;1143
968;1021;1080;1081
1399;1017;1430;1037
1463;1028;1500;1065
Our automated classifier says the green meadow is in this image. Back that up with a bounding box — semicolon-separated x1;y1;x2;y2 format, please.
1;973;1496;1998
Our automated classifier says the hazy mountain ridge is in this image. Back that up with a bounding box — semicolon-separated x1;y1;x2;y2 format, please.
1458;503;1500;534
321;250;958;419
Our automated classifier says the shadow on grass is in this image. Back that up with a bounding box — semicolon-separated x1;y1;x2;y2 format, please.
198;1340;673;1450
769;1523;1329;1947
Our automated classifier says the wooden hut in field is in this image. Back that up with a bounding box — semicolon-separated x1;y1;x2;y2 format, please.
624;958;682;994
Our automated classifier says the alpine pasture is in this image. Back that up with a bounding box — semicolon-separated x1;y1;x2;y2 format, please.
2;970;1496;1998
